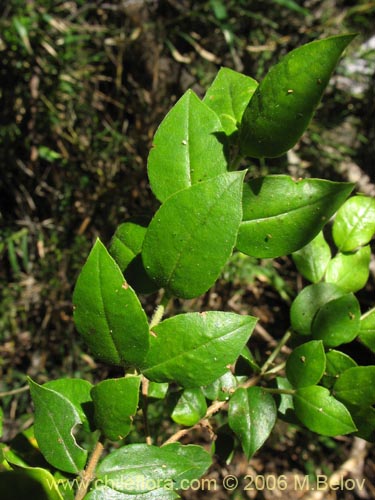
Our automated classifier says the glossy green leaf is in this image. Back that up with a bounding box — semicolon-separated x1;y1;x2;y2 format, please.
203;67;258;136
321;350;357;389
148;382;169;399
325;245;371;292
332;195;375;252
228;387;277;458
346;405;375;442
147;89;227;202
44;378;93;432
311;293;361;347
95;443;211;493
359;308;375;353
73;239;149;367
293;386;356;436
85;485;178;500
275;377;294;419
240;34;355;158
91;376;141;440
237;175;353;258
202;371;238;401
28;378;87;474
142;171;245;299
292;231;331;283
142;312;256;387
290;282;345;335
286;340;326;388
0;470;63;500
171;388;207;426
109;219;157;295
333;366;375;406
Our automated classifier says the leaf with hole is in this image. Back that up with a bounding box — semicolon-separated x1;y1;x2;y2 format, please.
239;34;355;158
293;386;356;436
28;378;87;474
237;175;353;258
73;239;149;367
228;387;277;459
286;340;326;388
147;89;228;202
142;171;245;299
142;312;256;387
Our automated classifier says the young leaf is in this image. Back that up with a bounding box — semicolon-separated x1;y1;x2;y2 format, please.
202;371;238;401
73;239;149;367
142;312;257;387
292;231;331;283
171;388;207;426
95;443;211;493
147;89;227;202
290;282;345;336
325;245;371;293
28;378;88;474
286;340;326;388
359;308;375;353
240;34;356;158
91;376;141;441
142;171;245;299
332;195;375;252
321;350;357;389
275;377;295;419
293;386;357;436
237;176;353;258
311;293;361;347
228;387;277;459
203;67;258;136
44;378;93;432
333;366;375;406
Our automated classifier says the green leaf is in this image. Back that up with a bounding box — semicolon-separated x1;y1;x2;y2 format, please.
228;387;277;459
275;377;294;419
292;231;331;283
95;443;211;493
73;239;149;366
290;282;345;335
109;219;157;295
325;245;371;293
44;378;93;432
202;371;238;401
0;406;3;439
311;293;361;347
142;171;245;299
28;378;87;474
0;470;63;500
333;366;375;406
359;308;375;353
171;388;207;426
91;376;141;440
142;312;256;387
237;175;353;258
240;34;355;158
85;485;179;500
293;386;357;436
346;405;375;442
148;382;169;399
203;67;258;136
332;195;375;252
147;89;228;202
321;350;357;389
286;340;326;388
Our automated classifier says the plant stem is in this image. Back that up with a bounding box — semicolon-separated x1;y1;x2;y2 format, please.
0;385;29;397
75;438;105;500
260;330;292;375
261;387;295;395
149;291;171;329
141;376;152;445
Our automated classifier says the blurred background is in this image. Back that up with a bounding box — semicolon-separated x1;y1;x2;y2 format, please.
0;1;374;496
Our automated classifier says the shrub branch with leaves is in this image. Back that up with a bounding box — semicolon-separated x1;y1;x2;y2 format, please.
1;33;375;500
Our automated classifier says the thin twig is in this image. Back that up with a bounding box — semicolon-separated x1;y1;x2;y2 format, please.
141;376;152;445
260;330;292;375
75;439;105;500
0;385;30;398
